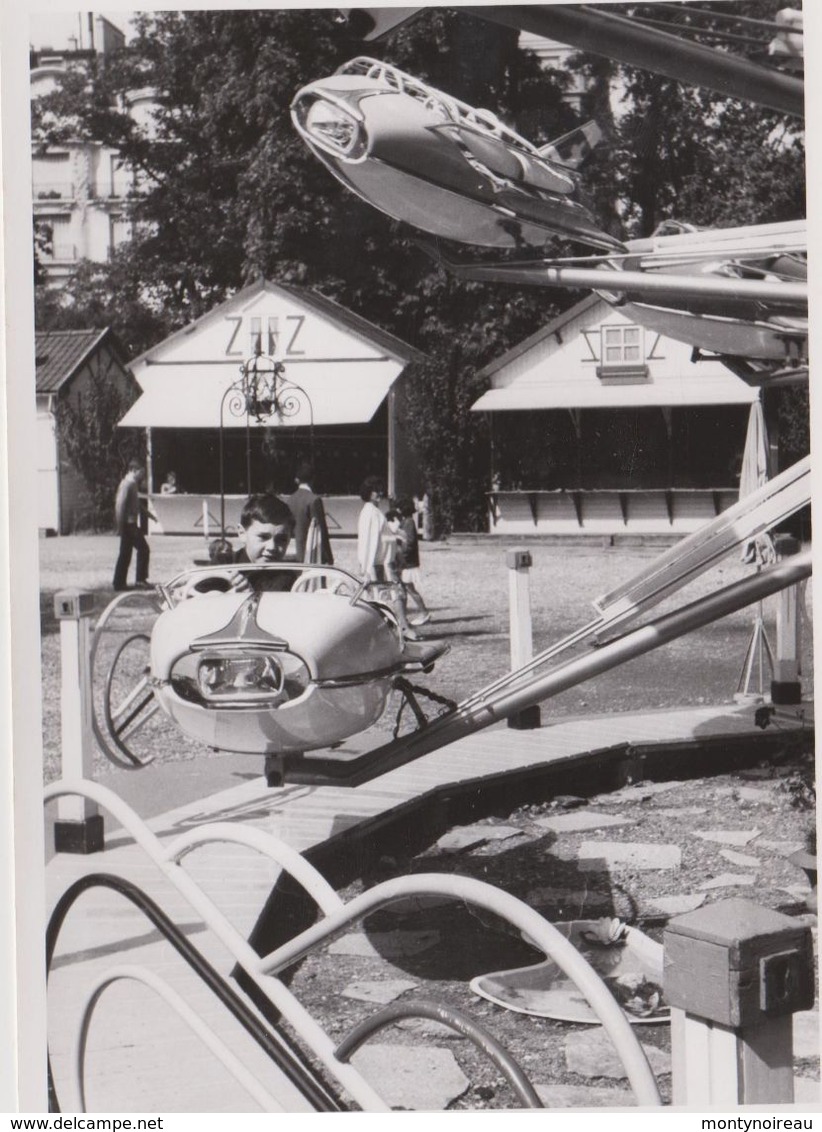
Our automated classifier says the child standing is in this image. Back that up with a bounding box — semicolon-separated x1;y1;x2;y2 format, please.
395;496;430;626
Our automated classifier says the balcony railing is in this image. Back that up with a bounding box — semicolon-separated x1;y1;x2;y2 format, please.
34;181;76;201
43;242;79;262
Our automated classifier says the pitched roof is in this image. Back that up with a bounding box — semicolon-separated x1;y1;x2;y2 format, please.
477;294;600;381
129;278;427;369
34;328;125;393
273;282;427;365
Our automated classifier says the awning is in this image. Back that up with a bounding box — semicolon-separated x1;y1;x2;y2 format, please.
119;359;404;428
471;375;757;412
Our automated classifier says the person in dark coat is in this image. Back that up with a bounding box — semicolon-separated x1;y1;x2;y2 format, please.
284;461;333;564
113;458;150;591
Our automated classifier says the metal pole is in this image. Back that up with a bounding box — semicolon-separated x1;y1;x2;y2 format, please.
442;262;808;308
771;534;802;703
219;387;228;538
507;549;540;729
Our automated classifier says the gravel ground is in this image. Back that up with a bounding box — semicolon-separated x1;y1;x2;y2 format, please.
281;759;817;1110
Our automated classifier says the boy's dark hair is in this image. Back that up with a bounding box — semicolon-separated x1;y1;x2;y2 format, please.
385;508;401;523
395;496;415;518
295;460;314;484
239;493;295;530
359;476;385;502
127;457;143;472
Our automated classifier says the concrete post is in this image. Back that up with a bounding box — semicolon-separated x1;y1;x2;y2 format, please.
665;898;814;1105
53;589;104;853
506;548;540;730
771;533;802;704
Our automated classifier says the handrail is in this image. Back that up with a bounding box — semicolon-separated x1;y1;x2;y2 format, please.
261;873;660;1105
335;998;542;1108
46;873;342;1113
45;781;390;1111
76;965;289;1113
90;590;164;769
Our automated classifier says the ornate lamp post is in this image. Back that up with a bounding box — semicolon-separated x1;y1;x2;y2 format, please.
219;351;313;536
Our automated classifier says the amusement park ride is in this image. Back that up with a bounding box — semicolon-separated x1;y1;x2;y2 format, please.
91;3;811;790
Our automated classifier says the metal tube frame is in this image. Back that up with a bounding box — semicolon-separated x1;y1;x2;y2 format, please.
75;966;291;1113
334;998;543;1108
46;780;662;1107
46;873;343;1113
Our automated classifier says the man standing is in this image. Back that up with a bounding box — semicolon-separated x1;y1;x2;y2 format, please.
284;461;333;564
113;458;150;591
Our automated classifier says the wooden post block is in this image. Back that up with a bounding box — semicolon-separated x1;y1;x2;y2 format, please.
665;898;813;1105
54;589;103;852
772;534;801;704
506;549;540;729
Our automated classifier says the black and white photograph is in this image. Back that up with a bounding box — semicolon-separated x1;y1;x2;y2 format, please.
1;0;819;1118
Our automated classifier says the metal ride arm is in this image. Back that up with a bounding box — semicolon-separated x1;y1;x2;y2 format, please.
422;247;808;311
46;780;660;1108
455;457;810;715
345;5;804;117
282;549;812;787
591;456;811;633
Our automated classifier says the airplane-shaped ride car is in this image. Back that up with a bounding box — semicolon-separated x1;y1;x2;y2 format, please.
92;562;449;773
292;56;807;383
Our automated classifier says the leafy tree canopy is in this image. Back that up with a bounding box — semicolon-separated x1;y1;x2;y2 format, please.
32;4;805;529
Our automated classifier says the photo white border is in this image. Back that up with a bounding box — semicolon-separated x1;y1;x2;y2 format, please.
2;0;820;1118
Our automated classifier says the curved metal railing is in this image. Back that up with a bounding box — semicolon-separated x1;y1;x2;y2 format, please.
45;780;387;1111
334;998;543;1108
46;779;661;1109
46;872;342;1113
77;967;294;1113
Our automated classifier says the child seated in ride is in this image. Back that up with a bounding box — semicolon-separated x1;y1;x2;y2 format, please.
187;493;296;595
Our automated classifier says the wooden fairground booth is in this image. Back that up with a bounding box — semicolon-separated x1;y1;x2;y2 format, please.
472;295;759;537
119;279;423;536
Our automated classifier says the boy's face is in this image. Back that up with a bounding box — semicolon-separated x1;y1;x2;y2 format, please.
239;520;291;563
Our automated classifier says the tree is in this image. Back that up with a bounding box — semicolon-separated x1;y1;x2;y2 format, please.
32;5;805;530
572;2;805;237
32;9;571;529
34;251;175;358
54;356;141;530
